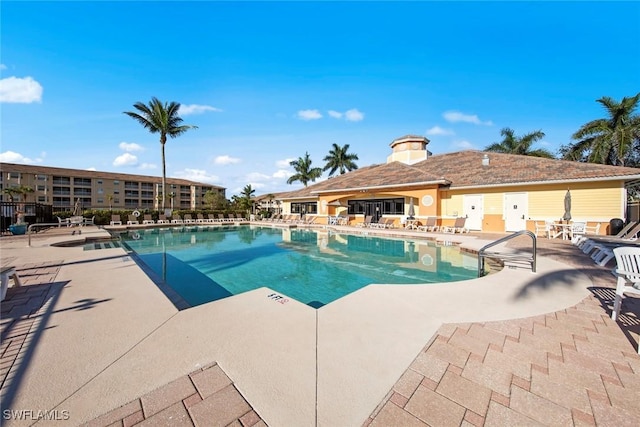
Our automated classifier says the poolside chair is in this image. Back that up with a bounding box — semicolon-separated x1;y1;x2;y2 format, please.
442;217;469;234
218;214;230;222
171;214;184;224
534;220;555;239
195;213;206;223
1;264;22;301
575;221;638;247
578;222;640;254
610;247;640;346
374;217;395;229
157;214;169;224
357;216;373;228
57;216;71;227
417;217;438;232
207;214;218;223
127;215;139;225
83;216;95;226
142;214;155;224
110;214;122;226
183;214;195;224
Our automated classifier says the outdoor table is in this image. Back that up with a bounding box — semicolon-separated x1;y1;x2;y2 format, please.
551;222;572;240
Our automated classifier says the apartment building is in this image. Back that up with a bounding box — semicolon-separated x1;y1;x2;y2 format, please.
0;163;226;210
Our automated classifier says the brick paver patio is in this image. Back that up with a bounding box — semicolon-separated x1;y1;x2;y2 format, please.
1;232;639;426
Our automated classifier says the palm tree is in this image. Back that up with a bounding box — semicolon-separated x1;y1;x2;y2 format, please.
561;93;640;166
323;143;359;176
485;128;554;158
238;184;256;215
287;152;323;187
124;97;198;209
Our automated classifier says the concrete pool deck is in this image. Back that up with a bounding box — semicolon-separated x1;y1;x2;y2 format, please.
1;224;638;426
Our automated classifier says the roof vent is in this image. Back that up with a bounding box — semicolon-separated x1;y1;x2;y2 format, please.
482;154;490;166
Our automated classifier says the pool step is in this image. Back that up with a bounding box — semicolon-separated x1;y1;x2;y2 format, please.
83;241;122;251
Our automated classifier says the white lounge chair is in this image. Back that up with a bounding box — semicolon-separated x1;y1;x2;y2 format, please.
442;217;469;234
610;247;640;353
110;214;122;226
1;265;22;301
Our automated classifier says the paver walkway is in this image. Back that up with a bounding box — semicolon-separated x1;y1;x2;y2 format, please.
365;235;640;426
1;231;639;426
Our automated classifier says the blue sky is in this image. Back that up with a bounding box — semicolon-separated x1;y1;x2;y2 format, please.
1;1;639;196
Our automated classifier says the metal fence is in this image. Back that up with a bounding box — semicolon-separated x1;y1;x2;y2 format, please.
1;202;54;234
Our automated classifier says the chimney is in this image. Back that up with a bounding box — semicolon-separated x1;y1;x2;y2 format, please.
482;154;490;166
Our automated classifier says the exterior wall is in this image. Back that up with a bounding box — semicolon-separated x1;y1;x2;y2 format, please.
443;181;625;234
0;163;225;211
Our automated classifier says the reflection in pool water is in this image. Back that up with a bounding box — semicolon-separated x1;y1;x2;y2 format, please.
118;225;479;308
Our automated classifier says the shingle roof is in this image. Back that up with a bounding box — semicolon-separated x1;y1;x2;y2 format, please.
277;150;640;199
415;151;640;188
0;162;225;188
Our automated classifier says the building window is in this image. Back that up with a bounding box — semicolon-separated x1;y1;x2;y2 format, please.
97;198;104;204
36;175;47;181
348;198;405;215
74;177;92;186
36;185;46;191
291;202;318;214
8;172;20;179
113;180;120;185
53;176;71;185
38;196;46;202
97;180;103;184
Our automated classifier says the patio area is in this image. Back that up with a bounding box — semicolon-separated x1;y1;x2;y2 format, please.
1;225;638;426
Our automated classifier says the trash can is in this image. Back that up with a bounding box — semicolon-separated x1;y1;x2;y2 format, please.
609;218;624;235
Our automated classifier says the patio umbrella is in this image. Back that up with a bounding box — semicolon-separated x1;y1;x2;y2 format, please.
408;197;415;219
72;198;81;216
562;190;572;221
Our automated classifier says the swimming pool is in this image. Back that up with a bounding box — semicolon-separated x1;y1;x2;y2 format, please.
118;225;479;308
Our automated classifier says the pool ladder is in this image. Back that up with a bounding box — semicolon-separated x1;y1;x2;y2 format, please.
477;230;537;277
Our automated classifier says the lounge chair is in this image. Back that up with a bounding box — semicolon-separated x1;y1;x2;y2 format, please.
83;216;96;226
142;214;155;224
127;215;139;225
157;214;170;224
196;213;206;223
57;216;71;227
610;247;640;351
218;214;230;223
183;214;195;224
574;221;638;247
372;217;394;229
417;217;439;232
1;264;22;301
442;217;469;234
110;214;122;226
171;215;184;224
207;214;218;223
578;222;640;254
357;216;373;228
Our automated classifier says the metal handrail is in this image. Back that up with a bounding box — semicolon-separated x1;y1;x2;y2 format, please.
477;230;537;277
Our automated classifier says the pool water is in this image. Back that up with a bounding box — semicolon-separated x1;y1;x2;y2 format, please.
118;225;478;308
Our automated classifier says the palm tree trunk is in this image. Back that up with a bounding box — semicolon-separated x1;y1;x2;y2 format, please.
161;135;167;210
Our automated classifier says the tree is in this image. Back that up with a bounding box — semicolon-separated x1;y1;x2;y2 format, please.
235;184;256;215
124;97;198;209
14;185;34;202
485;128;554;158
287;152;323;187
2;187;19;202
561;93;640;166
323;143;359;176
203;190;227;210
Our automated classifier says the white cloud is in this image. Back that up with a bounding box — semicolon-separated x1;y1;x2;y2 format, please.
139;163;157;170
0;150;43;164
173;168;220;184
328;110;343;119
214;155;241;165
113;153;138;167
178;104;223;115
426;126;455;136
276;158;295;168
297;109;322;120
0;76;43;103
344;108;364;122
86;167;97;171
246;172;271;182
443;111;493;126
454;139;476;149
272;169;293;179
119;142;143;152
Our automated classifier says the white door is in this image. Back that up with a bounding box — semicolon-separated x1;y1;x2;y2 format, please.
504;193;528;231
463;195;483;231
